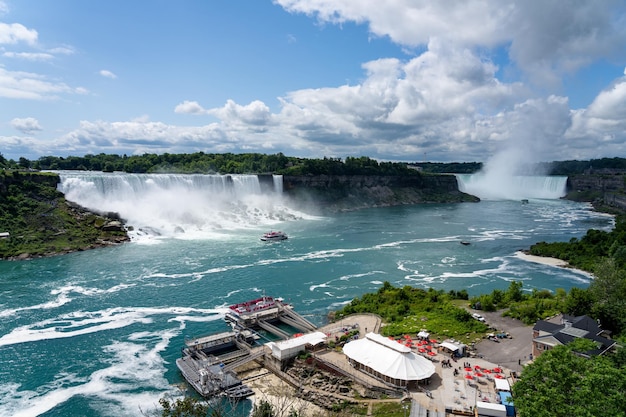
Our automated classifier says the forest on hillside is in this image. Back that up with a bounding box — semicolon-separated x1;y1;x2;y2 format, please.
3;152;626;176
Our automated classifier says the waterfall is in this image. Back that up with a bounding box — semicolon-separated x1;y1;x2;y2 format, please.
56;172;300;239
456;174;568;200
273;175;283;194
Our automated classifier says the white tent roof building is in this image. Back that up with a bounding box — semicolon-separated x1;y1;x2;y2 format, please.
342;333;436;388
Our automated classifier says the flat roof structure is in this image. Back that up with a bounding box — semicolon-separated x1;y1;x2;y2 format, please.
266;331;327;361
494;377;511;392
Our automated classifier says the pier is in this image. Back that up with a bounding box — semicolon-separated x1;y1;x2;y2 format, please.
224;296;317;339
176;331;258;399
177;296;319;399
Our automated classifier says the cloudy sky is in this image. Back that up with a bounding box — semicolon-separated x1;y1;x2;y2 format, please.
1;0;625;163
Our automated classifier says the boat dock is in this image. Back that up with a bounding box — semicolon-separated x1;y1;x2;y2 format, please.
176;355;252;399
177;296;318;399
224;296;317;339
184;329;258;354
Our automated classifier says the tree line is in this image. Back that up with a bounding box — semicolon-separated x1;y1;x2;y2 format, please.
4;151;626;176
4;152;423;177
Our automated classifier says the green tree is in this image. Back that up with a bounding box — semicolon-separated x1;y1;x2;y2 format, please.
563;286;595;317
18;157;31;169
513;345;626;417
251;400;275;417
157;396;209;417
589;258;626;334
505;281;524;303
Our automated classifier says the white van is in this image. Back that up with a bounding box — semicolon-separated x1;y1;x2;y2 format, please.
472;313;485;322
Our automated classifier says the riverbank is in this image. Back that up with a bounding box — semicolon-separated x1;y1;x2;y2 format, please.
514;251;569;267
514;251;594;278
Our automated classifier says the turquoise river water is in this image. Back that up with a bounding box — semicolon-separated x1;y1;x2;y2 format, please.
0;172;614;417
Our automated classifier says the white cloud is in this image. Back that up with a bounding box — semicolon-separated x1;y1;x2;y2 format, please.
99;69;117;79
3;51;54;61
566;76;626;156
73;42;607;163
276;0;512;46
48;46;75;55
2;1;624;163
208;100;272;126
586;78;626;121
507;1;626;87
0;67;88;100
7;37;626;163
276;0;626;87
52;119;227;156
11;117;42;134
257;44;528;160
0;22;38;45
174;100;208;115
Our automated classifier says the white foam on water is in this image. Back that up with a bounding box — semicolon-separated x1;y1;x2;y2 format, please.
309;283;330;291
1;329;177;417
338;271;385;281
0;306;224;347
0;292;72;318
0;283;136;318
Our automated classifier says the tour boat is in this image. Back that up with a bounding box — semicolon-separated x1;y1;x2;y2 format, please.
260;231;288;241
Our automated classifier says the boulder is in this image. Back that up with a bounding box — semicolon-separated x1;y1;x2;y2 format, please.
101;220;124;232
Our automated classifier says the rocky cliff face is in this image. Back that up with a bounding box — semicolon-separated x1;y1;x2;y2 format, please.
567;174;626;193
566;173;626;213
282;174;479;212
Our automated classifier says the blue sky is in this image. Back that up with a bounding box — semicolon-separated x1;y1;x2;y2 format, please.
1;1;625;165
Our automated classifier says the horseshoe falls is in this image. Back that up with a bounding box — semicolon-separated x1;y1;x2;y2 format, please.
456;174;568;200
0;172;613;417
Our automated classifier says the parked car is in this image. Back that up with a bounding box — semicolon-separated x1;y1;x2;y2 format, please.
472;313;485;322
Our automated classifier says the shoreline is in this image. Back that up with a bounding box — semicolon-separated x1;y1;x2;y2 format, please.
514;251;594;278
514;251;569;267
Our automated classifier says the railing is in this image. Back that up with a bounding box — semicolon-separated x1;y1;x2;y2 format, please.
223;349;266;372
257;319;290;339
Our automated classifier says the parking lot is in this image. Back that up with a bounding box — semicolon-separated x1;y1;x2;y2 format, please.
471;310;534;373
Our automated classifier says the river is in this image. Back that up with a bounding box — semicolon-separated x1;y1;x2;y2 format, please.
0;172;613;417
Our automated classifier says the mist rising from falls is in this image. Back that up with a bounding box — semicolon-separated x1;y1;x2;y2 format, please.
456;174;567;200
57;172;304;239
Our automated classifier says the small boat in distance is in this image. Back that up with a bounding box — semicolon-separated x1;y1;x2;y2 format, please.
260;230;288;241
